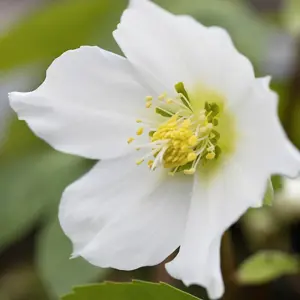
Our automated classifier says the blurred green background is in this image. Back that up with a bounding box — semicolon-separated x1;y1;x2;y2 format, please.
1;0;300;299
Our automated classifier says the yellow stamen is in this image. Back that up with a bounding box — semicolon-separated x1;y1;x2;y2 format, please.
148;160;154;169
128;87;227;176
206;152;216;160
188;135;198;147
158;93;167;101
127;137;135;144
187;152;197;162
136;159;144;165
145;96;153;101
136;127;144;135
184;168;196;175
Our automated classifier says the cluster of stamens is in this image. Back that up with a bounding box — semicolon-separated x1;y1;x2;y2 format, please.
127;82;222;175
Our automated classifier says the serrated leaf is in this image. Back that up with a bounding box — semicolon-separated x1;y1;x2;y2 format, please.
0;0;126;71
0;151;92;250
62;281;200;300
263;179;274;206
237;250;299;284
37;218;107;299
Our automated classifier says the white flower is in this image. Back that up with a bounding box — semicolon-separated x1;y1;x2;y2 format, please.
8;0;300;298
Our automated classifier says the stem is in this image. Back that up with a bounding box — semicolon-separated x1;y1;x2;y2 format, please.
283;37;300;145
221;230;237;300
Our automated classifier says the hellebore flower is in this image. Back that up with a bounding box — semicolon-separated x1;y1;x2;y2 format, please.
9;0;300;298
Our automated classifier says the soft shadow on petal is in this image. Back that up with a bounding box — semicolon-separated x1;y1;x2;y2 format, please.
59;154;193;270
166;160;268;299
114;0;254;104
9;46;150;160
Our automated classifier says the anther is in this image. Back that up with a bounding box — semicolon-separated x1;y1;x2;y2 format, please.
136;119;142;123
148;160;154;169
188;135;198;146
182;119;191;127
181;145;189;152
187;152;197;162
136;127;144;135
145;96;153;101
158;93;167;101
166;98;173;104
127;137;135;144
146;102;152;108
136;159;144;165
184;168;196;175
206;152;216;160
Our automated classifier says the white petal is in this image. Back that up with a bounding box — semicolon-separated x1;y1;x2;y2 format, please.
113;0;254;103
59;154;193;270
9;46;150;160
166;77;300;297
166;160;268;299
233;76;300;178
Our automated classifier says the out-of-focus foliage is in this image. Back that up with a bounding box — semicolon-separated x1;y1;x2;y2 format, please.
0;0;131;297
263;179;274;206
282;0;300;36
0;151;89;249
62;281;200;300
236;250;299;284
0;0;127;71
0;0;273;73
37;218;105;299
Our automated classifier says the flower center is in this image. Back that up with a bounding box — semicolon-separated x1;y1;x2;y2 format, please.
128;82;235;176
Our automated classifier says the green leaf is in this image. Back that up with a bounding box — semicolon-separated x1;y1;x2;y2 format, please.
263;179;274;206
0;0;127;71
62;281;200;300
282;0;300;36
0;118;48;163
237;250;299;284
0;151;92;250
37;218;107;299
